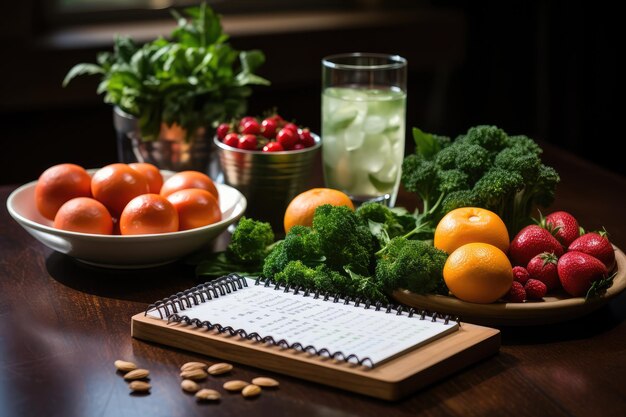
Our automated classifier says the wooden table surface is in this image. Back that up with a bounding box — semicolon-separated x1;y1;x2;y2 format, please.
1;143;625;417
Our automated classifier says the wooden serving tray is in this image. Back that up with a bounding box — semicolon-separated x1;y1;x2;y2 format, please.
393;246;626;326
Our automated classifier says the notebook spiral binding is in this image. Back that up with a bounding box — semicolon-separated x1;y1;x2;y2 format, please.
145;274;459;367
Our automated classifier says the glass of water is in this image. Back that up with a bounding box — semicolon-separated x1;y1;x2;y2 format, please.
321;53;407;206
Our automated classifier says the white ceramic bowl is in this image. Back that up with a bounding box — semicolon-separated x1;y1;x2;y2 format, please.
6;171;246;268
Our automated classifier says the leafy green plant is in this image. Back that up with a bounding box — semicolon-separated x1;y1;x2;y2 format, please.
63;3;269;141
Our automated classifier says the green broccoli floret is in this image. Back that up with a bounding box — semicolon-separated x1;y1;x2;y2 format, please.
448;143;492;183
505;135;543;155
461;125;509;156
494;146;542;183
273;261;387;302
440;190;480;214
437;169;470;194
491;147;560;233
196;217;274;277
262;240;289;279
375;237;448;295
401;154;440;206
281;225;323;263
313;205;375;276
226;217;275;264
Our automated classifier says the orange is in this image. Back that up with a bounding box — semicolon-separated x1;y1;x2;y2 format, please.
166;189;222;231
34;163;92;220
160;171;219;202
119;194;179;235
443;242;513;304
53;197;113;235
129;162;163;194
434;207;509;254
283;188;354;234
91;163;150;217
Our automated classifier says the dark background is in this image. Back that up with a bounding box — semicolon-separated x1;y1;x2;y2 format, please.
0;0;622;185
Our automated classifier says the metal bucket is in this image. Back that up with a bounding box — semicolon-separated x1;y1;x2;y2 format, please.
215;135;321;232
114;107;220;178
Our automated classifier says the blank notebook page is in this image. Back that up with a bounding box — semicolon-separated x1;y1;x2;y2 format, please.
146;277;459;367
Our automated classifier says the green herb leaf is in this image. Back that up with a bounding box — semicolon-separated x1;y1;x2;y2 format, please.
62;64;104;87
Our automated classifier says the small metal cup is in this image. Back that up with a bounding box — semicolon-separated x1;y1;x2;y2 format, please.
214;135;321;232
115;108;221;178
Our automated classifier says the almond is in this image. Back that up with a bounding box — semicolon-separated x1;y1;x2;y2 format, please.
195;388;221;401
252;377;279;387
208;363;233;375
180;362;208;372
128;381;151;392
242;384;261;398
223;380;249;391
181;379;200;393
114;360;137;373
180;368;208;381
124;369;150;380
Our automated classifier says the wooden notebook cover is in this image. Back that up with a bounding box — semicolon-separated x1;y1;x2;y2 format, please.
131;313;500;400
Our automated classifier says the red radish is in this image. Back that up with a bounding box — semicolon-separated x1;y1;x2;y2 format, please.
223;133;239;148
568;231;616;271
545;211;580;247
557;251;608;297
241;119;261;135
508;225;564;266
238;134;258;150
299;128;316;147
277;128;298;149
526;252;560;291
216;123;231;140
283;122;299;133
262;142;284;152
261;118;278;139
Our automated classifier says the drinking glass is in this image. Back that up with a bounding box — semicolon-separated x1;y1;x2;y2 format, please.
321;53;407;206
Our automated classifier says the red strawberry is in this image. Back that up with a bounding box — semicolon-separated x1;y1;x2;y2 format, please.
568;231;616;271
557;251;608;297
512;266;530;285
508;225;564;267
524;279;547;300
526;252;560;291
545;211;580;247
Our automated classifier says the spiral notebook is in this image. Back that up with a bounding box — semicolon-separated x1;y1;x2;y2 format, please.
132;274;500;400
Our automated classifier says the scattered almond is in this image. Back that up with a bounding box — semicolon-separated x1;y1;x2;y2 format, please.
242;384;261;398
128;381;151;392
252;377;279;388
114;360;138;373
124;369;150;380
223;380;249;392
181;379;200;393
180;362;208;372
195;388;221;401
208;363;233;375
180;368;208;380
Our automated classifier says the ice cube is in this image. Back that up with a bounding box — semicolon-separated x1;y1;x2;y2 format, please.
343;123;365;151
359;134;392;173
321;134;344;167
363;115;386;135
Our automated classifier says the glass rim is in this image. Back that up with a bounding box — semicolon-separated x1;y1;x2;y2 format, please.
322;53;407;71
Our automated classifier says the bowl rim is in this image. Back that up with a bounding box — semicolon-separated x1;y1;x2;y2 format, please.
213;131;321;155
6;179;246;241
